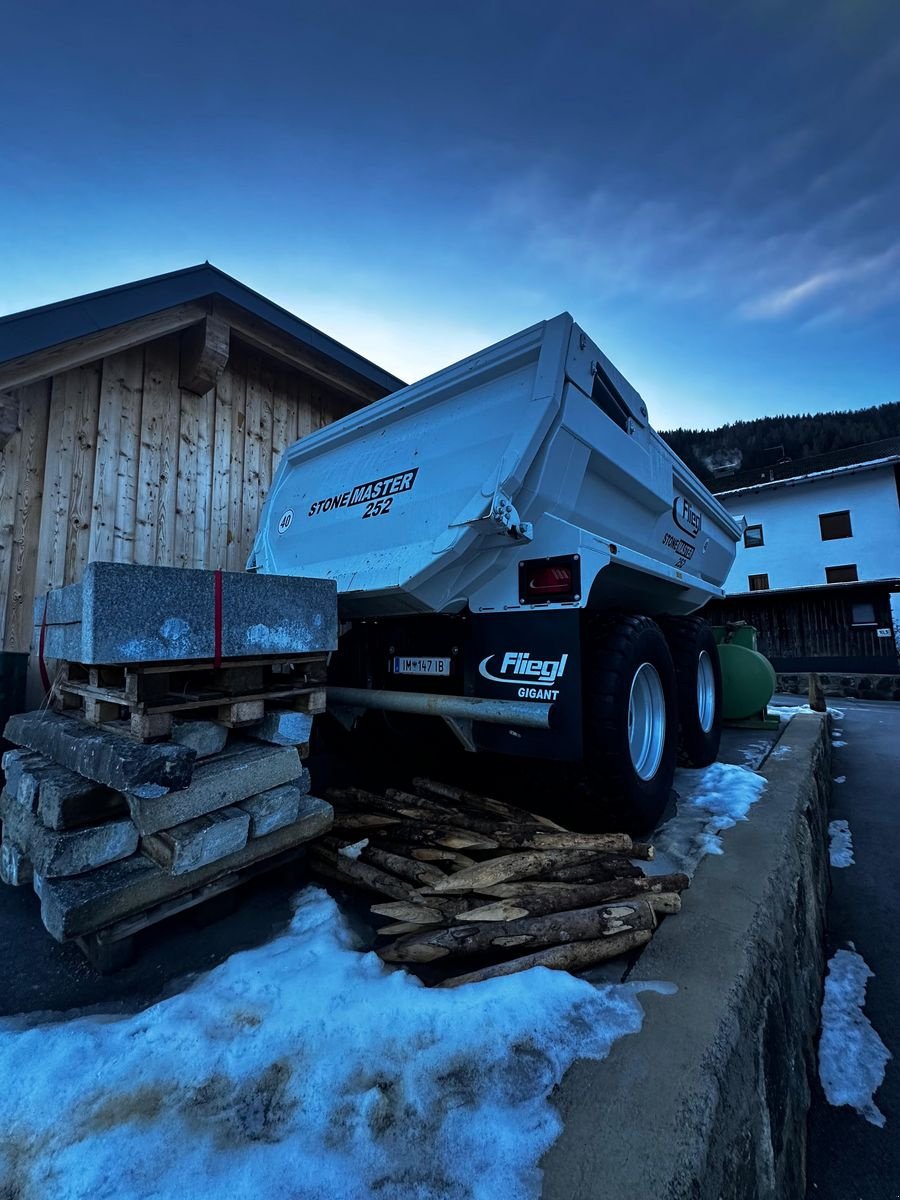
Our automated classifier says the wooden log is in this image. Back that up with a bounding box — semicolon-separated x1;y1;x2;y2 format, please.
460;882;685;923
376;921;431;936
631;842;655;861
306;849;419;901
372;821;499;851
475;829;633;853
362;845;446;888
550;857;644;883
377;844;479;871
331;812;403;832
477;871;689;904
370;896;479;923
435;929;654;987
378;898;656;963
411;777;567;830
427;849;624;893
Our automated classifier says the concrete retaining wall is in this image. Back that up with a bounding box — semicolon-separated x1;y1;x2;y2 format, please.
542;713;831;1200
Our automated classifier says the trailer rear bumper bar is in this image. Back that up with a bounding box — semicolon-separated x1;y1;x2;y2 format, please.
326;686;555;730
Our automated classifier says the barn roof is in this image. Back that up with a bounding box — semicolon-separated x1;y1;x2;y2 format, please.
0;263;406;398
712;436;900;499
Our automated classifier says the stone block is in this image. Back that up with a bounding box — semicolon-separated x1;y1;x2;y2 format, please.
40;797;334;940
1;835;33;887
4;711;195;797
0;789;33;848
2;749;48;808
170;719;228;759
30;818;138;879
16;756;127;831
141;806;250;875
247;709;313;748
35;562;337;664
125;742;301;835
240;777;314;837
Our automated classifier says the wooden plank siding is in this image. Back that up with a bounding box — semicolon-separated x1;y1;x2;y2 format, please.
0;328;359;692
706;582;900;672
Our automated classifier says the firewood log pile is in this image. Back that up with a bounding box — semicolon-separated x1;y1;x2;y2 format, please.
310;777;688;987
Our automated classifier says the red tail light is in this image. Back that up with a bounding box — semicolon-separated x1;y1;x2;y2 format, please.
519;555;581;604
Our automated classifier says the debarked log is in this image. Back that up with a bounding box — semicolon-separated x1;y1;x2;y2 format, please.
307;848;419;901
434;928;654;987
456;872;689;922
377;898;656;963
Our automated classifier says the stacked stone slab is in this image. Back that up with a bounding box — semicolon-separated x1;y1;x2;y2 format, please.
0;563;336;957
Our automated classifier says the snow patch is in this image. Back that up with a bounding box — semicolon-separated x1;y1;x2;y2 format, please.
338;838;368;860
648;762;767;876
0;888;651;1200
827;820;854;868
818;948;891;1127
833;776;847;784
767;703;845;722
833;740;848;748
770;744;793;759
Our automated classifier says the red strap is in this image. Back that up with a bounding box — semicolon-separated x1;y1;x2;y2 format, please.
213;569;223;668
38;590;51;694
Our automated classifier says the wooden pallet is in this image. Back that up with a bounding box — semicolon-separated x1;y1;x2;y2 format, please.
74;844;308;972
52;655;328;741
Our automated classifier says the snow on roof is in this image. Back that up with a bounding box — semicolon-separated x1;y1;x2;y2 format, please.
715;455;900;500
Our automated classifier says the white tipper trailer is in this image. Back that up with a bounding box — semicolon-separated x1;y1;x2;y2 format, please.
250;313;743;831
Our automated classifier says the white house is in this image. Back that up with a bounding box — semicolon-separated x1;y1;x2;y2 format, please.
716;448;900;595
704;439;900;681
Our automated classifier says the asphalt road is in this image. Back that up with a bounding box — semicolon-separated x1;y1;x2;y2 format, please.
795;696;900;1200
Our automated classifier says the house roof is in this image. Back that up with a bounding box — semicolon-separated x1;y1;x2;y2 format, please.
0;263;406;396
713;436;900;499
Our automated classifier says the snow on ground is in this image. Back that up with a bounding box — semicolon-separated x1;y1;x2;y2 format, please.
828;820;855;868
767;703;845;722
818;948;892;1128
833;740;848;748
647;762;768;877
0;888;652;1200
834;776;846;784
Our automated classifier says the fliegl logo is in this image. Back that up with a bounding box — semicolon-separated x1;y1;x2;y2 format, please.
479;650;568;701
673;495;702;538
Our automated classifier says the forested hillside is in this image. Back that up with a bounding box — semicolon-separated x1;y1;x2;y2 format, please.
661;402;900;483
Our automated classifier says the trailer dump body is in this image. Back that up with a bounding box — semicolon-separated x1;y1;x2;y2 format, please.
251;314;741;620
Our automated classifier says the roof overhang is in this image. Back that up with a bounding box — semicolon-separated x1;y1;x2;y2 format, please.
0;263;406;406
720;577;900;600
715;457;900;500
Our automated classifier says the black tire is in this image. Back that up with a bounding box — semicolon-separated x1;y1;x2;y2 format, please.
580;613;679;834
659;616;723;768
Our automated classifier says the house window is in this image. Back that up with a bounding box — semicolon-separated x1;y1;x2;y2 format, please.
825;564;858;584
819;510;852;540
850;602;876;626
743;524;764;548
748;573;769;591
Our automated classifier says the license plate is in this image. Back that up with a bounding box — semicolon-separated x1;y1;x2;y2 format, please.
392;656;451;676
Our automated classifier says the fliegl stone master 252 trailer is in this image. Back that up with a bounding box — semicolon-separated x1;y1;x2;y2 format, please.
249;314;742;831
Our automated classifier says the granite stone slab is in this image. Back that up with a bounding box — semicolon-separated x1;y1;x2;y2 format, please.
170;719;229;759
239;780;313;837
35;562;337;664
2;749;47;809
40;797;334;939
30;819;138;879
1;835;32;887
141;806;250;875
16;757;124;831
125;742;302;835
4;711;196;797
247;710;314;748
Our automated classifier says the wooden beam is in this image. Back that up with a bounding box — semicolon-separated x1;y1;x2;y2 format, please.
178;314;230;396
0;392;18;449
0;302;209;394
217;301;386;406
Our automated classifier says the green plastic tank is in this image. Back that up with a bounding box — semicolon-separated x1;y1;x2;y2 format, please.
712;624;777;726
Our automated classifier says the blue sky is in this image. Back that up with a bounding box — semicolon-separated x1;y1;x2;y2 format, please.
2;0;898;429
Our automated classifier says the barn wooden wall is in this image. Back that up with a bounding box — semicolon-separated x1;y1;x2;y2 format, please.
0;332;351;668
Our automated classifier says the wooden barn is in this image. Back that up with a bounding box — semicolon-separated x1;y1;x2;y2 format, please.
0;265;404;702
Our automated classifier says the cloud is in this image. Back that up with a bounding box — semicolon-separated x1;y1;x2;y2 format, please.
479;160;900;328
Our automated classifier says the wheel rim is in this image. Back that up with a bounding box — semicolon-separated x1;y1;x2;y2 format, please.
697;650;716;733
628;662;666;781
